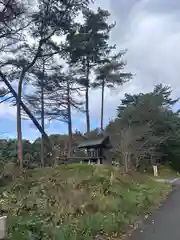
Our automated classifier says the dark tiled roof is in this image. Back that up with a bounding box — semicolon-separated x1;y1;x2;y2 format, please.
77;136;110;149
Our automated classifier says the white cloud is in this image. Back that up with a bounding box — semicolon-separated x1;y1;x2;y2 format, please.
88;0;180;122
0;102;16;119
122;13;180;97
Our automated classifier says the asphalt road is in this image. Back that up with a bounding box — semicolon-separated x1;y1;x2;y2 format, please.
130;180;180;240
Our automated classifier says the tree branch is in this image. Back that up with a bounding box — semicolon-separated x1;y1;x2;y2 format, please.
0;70;52;151
0;95;14;103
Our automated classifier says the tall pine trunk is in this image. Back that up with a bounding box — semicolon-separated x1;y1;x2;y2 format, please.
40;61;45;167
17;71;25;169
85;60;90;133
85;85;90;133
17;102;23;169
67;79;72;158
100;80;105;134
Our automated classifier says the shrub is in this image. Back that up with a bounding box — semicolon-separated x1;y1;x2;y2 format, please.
0;165;170;240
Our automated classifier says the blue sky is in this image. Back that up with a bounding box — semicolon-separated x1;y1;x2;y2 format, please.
1;89;180;141
1;0;180;140
0;92;113;140
0;104;111;140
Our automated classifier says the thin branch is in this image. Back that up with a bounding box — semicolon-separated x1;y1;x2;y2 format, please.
0;95;14;103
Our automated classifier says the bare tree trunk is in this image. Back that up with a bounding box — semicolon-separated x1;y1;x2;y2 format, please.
17;71;25;169
100;80;105;134
85;60;90;133
85;85;90;133
40;61;45;167
17;99;23;168
124;153;129;173
67;79;72;158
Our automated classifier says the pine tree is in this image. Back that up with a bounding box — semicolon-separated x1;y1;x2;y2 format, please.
93;52;132;132
69;7;115;133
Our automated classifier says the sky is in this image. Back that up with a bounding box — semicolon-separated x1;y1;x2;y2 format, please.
0;0;180;140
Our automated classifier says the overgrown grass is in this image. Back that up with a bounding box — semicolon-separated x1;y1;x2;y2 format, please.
157;164;179;178
146;164;179;180
0;164;171;239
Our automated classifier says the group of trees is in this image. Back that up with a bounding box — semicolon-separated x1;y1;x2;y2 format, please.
0;1;180;173
1;84;180;172
106;85;180;172
0;0;131;168
0;131;95;166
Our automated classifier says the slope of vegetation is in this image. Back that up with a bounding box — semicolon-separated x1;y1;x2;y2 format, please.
0;165;170;240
